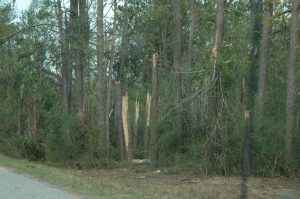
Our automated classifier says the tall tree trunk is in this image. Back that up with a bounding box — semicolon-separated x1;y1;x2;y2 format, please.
115;0;129;160
97;0;106;145
241;0;263;198
133;93;140;153
186;0;196;127
70;0;84;138
144;92;151;156
79;0;89;115
257;1;273;121
149;53;158;160
187;0;195;77
115;81;125;161
207;0;226;171
32;60;42;137
119;0;129;77
105;0;117;157
174;0;182;153
122;91;133;162
56;0;71;142
285;0;300;162
211;0;225;119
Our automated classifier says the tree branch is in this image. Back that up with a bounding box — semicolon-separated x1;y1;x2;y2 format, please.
0;23;59;45
41;66;61;80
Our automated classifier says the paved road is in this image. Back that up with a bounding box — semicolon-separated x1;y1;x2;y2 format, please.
0;167;82;199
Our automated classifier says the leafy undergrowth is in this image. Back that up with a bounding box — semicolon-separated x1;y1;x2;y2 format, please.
0;154;299;199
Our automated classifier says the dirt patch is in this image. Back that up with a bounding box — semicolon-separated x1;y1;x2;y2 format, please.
75;168;300;199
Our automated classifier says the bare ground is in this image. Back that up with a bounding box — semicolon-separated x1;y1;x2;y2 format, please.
74;167;300;199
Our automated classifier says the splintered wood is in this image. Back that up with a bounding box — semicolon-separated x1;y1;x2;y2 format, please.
146;93;152;127
122;92;129;153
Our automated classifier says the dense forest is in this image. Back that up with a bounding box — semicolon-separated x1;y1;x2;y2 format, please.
0;0;299;180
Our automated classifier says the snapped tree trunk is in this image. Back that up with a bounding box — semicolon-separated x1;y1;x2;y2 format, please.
144;92;151;156
211;0;225;121
115;0;129;160
122;91;133;162
133;93;140;153
285;0;300;163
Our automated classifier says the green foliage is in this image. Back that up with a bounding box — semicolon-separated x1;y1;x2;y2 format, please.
0;0;299;177
156;122;177;167
22;137;45;160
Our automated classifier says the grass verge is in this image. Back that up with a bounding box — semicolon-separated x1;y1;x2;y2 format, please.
0;154;299;199
0;154;138;199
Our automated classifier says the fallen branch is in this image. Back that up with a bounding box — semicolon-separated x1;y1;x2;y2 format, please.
131;159;151;165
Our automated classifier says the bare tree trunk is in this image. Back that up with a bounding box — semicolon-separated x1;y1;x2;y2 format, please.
144;92;151;156
186;0;196;127
122;91;133;162
212;0;225;60
31;60;42;137
149;53;158;160
187;0;195;77
285;0;300;162
79;0;89;117
105;0;117;157
211;0;225;119
174;0;182;153
241;0;262;198
257;1;273;121
115;81;125;161
97;0;106;145
207;0;226;171
17;110;21;135
133;93;140;153
115;0;129;160
70;0;85;138
119;0;129;76
56;0;71;143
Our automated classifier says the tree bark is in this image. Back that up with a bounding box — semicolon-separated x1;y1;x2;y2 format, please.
70;0;85;137
174;0;182;153
56;0;71;143
79;0;89;118
257;1;273;121
122;91;133;162
187;0;195;74
119;0;129;78
97;0;106;145
115;0;129;160
211;0;225;120
285;0;300;162
105;0;117;157
207;0;226;171
241;0;263;198
149;53;158;160
133;93;140;153
144;92;151;156
115;81;125;161
212;0;226;60
186;0;196;126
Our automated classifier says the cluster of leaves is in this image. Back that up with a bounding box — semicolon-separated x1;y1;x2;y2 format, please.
0;0;299;176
